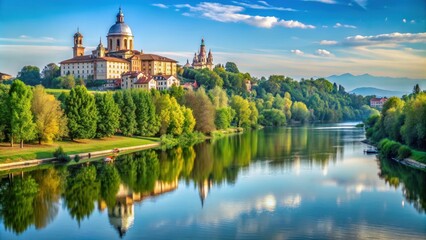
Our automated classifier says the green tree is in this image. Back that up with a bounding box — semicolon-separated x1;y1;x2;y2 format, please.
132;90;159;136
95;92;120;138
32;85;68;144
116;90;137;136
209;86;228;108
259;109;286;126
215;107;234;129
401;93;426;150
183;88;216;133
291;101;310;123
413;84;421;95
17;66;41;86
225;62;239;73
0;84;10;142
195;68;223;90
41;63;60;87
230;95;251;128
65;85;98;140
155;94;184;135
182;106;196;133
9;80;36;147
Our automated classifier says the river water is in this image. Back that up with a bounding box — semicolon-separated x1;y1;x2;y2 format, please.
0;123;425;239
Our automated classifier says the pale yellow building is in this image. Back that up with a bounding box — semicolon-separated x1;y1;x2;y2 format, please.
121;71;179;90
60;8;177;82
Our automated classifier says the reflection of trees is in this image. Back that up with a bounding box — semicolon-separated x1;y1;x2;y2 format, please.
158;147;183;182
115;150;160;193
98;165;121;208
259;127;340;168
378;158;426;213
0;177;38;234
63;166;100;225
31;168;65;229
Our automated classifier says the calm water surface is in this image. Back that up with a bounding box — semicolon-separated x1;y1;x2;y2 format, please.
0;123;425;239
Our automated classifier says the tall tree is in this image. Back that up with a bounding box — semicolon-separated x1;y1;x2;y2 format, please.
17;66;41;86
95;92;120;138
183;88;216;133
291;101;310;123
8;80;36;147
65;86;98;140
182;106;196;134
0;84;10;142
413;84;421;95
119;90;137;136
32;85;68;144
230;95;251;128
225;62;239;73
41;63;60;87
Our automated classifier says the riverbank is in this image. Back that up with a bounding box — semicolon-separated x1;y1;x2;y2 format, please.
0;136;159;163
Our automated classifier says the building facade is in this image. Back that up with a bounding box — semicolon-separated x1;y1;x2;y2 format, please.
60;8;177;81
188;38;213;70
121;71;179;90
370;97;388;108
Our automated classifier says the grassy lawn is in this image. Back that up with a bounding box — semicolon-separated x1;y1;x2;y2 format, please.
46;89;106;98
0;136;159;163
411;150;426;164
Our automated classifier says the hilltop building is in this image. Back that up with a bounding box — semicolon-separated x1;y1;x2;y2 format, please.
186;38;213;70
370;97;388;109
0;72;12;81
60;8;177;82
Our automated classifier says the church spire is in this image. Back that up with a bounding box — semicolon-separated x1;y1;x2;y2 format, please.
116;7;124;23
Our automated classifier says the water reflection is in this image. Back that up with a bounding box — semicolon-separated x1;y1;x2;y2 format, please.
0;125;425;239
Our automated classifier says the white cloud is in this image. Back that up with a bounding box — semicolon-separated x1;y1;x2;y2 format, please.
303;0;337;4
334;23;357;29
291;49;304;55
152;3;168;9
315;49;333;57
320;40;338;45
175;2;314;29
232;1;296;11
403;18;407;23
410;20;415;24
0;36;61;43
343;32;426;46
354;0;368;9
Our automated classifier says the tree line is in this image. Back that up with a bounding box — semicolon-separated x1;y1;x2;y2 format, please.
365;86;426;155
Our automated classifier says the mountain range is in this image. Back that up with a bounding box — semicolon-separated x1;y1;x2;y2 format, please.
326;73;426;92
349;87;408;97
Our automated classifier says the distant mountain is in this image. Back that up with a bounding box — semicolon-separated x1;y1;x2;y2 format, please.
350;87;408;97
326;73;426;92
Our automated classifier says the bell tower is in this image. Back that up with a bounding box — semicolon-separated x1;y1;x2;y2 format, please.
73;28;85;57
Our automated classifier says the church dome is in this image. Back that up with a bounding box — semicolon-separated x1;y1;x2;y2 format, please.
108;23;133;36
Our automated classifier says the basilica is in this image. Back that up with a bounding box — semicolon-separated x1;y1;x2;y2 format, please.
60;8;177;81
184;38;214;70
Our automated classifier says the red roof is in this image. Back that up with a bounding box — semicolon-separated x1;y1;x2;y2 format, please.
140;54;177;63
135;76;154;84
370;97;388;102
122;71;144;78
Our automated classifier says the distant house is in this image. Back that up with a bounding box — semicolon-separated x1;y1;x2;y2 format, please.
134;76;157;90
0;72;12;81
245;79;252;92
153;75;179;91
121;72;179;90
370;97;388;108
182;81;198;91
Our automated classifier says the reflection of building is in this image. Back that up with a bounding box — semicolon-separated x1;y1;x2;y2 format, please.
60;8;177;81
99;180;178;238
370;97;388;109
198;179;213;207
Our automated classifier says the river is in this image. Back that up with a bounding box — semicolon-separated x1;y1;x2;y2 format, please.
0;123;425;239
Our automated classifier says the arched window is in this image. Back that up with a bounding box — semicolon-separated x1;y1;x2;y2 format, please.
117;39;120;48
130;40;133;49
79;39;82;44
124;39;128;49
109;39;112;49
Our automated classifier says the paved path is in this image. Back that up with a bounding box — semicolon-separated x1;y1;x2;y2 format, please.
392;157;426;170
0;142;161;171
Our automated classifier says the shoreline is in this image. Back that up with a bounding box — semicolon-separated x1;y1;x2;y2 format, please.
0;142;161;171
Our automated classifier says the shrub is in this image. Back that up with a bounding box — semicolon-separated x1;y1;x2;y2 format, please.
381;139;401;159
53;146;71;162
74;154;81;163
398;146;412;159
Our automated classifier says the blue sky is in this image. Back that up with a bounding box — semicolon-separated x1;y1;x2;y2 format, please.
0;0;425;79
